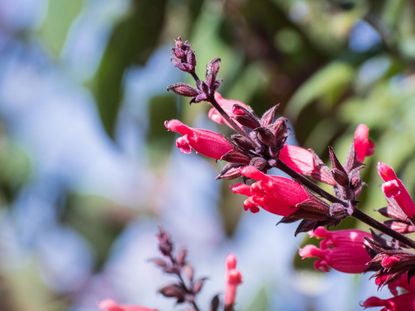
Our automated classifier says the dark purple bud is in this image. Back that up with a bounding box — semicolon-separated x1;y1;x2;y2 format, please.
167;83;199;97
296;197;330;216
186;51;196;69
233;104;261;129
231;134;256;152
192;277;208;294
176;248;187;266
149;257;168;269
329;203;349;219
159;284;186;303
171;37;196;73
216;163;242;180
255;127;275;147
270;117;288;147
332;168;349;187
182;264;194;282
221;150;250;164
157;228;173;256
164;266;180;274
260;104;279;126
328;147;349;186
210;294;220;311
192;92;208;103
206;58;221;88
249;157;268;171
294;219;320;236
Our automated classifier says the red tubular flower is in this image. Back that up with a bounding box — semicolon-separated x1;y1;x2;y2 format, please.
99;299;157;311
279;145;335;185
231;166;309;216
165;119;233;160
378;162;415;219
208;93;252;127
299;227;371;273
354;124;375;162
362;293;415;311
376;273;415;296
224;254;243;307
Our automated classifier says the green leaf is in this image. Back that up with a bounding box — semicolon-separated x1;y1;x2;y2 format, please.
146;94;179;166
92;0;167;138
246;287;269;311
38;0;84;57
286;61;354;120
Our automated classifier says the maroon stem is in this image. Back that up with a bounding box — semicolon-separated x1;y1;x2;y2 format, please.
189;71;251;140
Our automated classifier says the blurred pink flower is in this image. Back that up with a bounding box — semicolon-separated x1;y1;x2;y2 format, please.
224;254;243;307
99;299;157;311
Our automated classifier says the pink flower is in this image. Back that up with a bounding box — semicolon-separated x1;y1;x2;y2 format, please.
208;93;252;127
231;166;309;216
299;227;371;273
354;124;375;162
362;293;415;311
376;273;415;296
224;254;243;307
279;145;335;185
164;119;233;160
378;162;415;218
99;299;157;311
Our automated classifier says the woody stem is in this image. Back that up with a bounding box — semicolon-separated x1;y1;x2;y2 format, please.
276;160;415;248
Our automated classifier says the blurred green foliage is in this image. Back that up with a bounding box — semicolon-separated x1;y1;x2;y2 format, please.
4;0;415;310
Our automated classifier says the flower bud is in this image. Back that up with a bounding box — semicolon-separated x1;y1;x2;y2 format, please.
225;254;242;307
378;162;415;219
354;124;375;162
167;83;199;97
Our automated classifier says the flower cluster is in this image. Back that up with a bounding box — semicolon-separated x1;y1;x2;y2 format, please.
96;37;415;311
99;228;243;311
163;37;415;310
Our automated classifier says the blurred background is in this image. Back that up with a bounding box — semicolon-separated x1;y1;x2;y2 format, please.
1;0;415;310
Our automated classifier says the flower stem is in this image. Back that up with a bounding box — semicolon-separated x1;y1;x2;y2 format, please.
189;71;249;139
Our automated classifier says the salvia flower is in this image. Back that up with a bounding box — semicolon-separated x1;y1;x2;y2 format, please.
224;254;243;308
99;299;157;311
231;166;309;216
165;119;233;160
279;144;335;185
354;124;375;162
362;293;415;311
299;227;371;273
378;162;415;219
